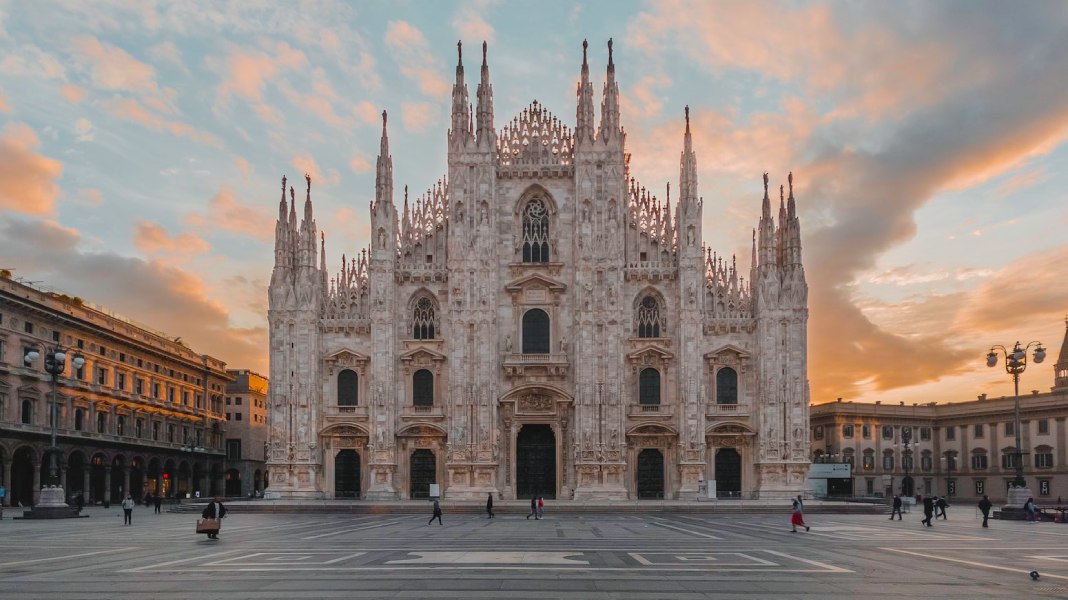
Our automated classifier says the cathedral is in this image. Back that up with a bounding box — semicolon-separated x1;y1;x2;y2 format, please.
266;40;810;501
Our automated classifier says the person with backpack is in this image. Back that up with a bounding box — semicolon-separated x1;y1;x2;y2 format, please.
428;499;443;526
978;495;992;528
790;495;810;532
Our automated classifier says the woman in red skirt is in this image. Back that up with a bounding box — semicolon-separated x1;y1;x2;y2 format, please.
790;495;810;532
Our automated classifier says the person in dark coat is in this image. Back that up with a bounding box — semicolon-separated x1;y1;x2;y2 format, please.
921;495;934;527
889;495;903;520
486;493;494;519
153;493;162;514
428;499;443;526
936;496;948;520
527;497;538;520
201;498;227;539
978;495;992;527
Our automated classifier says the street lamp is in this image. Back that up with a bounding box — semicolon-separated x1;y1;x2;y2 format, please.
900;427;913;496
24;348;85;507
941;451;955;497
986;340;1045;506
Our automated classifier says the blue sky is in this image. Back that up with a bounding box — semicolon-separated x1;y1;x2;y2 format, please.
1;1;1067;404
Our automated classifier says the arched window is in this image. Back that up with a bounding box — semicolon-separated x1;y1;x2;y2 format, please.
637;296;661;338
338;369;359;406
639;368;661;405
21;399;32;424
413;369;434;407
75;408;85;431
521;309;550;354
412;296;436;339
716;368;737;405
521;198;550;262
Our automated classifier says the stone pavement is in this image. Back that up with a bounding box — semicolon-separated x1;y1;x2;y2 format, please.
1;505;1067;599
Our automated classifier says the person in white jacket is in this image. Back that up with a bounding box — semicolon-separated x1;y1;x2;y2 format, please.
121;494;135;525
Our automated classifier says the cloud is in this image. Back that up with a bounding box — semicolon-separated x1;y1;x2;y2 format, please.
453;4;495;43
401;101;435;133
995;166;1049;198
0;216;267;373
350;154;372;173
0;90;8;112
384;21;450;98
185;187;274;241
214;41;307;105
73;117;95;142
0;123;62;216
133;220;211;256
292;155;340;187
234;156;252;177
147;40;187;72
61;83;87;103
77;188;103;207
101;97;222;147
72;35;158;92
353;101;381;126
955;244;1068;335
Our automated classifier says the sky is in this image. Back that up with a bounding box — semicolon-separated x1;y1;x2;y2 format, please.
1;0;1067;406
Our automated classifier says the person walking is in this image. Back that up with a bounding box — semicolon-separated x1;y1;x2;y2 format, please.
121;494;135;525
921;494;934;527
1024;497;1037;523
978;495;992;528
889;494;903;520
790;495;810;532
936;496;948;520
153;493;162;514
428;499;443;526
486;493;494;519
200;497;227;539
527;497;538;520
537;497;545;519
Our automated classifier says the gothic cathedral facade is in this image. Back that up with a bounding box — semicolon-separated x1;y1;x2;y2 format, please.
266;41;810;500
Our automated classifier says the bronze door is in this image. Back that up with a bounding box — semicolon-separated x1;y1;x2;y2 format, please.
715;448;742;498
636;449;665;499
409;449;436;499
516;424;556;499
334;449;361;498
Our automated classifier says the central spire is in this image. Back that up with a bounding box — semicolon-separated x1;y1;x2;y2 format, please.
598;38;620;142
475;40;495;147
375;110;393;210
576;39;595;144
450;40;471;146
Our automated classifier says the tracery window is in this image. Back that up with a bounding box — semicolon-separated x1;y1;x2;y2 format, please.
637;296;661;338
412;297;436;340
522;198;550;263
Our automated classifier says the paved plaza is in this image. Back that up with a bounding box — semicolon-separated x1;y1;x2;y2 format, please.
2;506;1068;599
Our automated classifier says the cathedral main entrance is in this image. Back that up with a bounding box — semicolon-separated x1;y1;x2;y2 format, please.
409;449;436;499
516;424;555;499
334;449;361;498
636;449;665;499
715;448;742;498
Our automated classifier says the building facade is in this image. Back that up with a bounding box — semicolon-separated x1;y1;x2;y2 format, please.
224;369;269;497
267;41;810;501
811;320;1068;503
0;275;230;507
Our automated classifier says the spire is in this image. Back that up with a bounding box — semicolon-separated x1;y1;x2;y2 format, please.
450;41;471;146
320;231;326;272
288;185;296;227
679;106;698;215
1054;317;1068;391
375;110;393;210
576;39;595;144
278;175;288;221
475;40;495;147
787;171;796;219
598;38;620;141
304;172;313;221
761;172;770;219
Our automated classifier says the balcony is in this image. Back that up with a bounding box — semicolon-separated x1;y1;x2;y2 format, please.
706;403;750;418
324;405;369;419
627;404;675;419
502;352;569;378
401;404;445;420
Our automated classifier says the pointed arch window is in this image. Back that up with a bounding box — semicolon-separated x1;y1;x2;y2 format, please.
522;198;550;262
716;367;738;405
338;369;359;406
413;369;434;407
522;309;550;354
639;368;661;405
412;297;436;340
637;296;662;338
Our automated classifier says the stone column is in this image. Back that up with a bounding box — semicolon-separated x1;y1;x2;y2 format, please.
60;467;67;490
2;459;12;506
83;470;91;501
32;461;41;505
103;467;112;504
123;467;131;498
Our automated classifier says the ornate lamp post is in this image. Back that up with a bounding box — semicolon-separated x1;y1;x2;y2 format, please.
986;340;1045;507
23;347;85;514
900;427;913;496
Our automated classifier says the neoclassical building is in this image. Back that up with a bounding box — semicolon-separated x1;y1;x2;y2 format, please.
266;41;810;500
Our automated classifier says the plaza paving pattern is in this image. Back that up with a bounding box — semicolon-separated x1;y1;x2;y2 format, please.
2;506;1068;599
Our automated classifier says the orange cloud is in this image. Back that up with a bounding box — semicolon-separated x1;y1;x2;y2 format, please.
0;91;9;112
385;21;450;98
292;155;340;187
72;36;158;92
78;188;103;207
102;97;222;147
350;154;373;173
353;101;381;126
133;220;211;256
234;156;252;177
215;41;307;104
0;123;62;216
61;83;87;104
186;187;274;241
401;101;435;133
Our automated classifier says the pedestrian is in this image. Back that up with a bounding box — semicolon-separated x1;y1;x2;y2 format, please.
121;494;135;525
936;496;948;520
75;493;85;514
486;493;494;519
527;497;538;520
921;494;934;527
428;499;443;526
537;497;545;519
200;497;227;539
1024;497;1037;523
790;495;810;532
978;495;992;528
889;494;903;520
153;493;162;514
